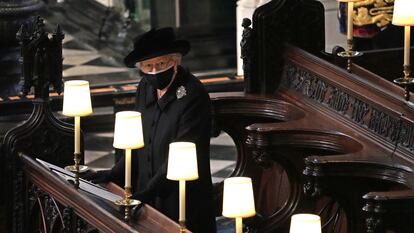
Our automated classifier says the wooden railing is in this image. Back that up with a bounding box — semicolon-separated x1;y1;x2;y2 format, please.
20;153;187;233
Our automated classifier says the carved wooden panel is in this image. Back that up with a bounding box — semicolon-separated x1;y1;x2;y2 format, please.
1;101;77;233
281;52;414;156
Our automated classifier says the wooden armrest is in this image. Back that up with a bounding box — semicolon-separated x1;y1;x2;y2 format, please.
105;182;125;196
104;183;192;232
364;189;414;200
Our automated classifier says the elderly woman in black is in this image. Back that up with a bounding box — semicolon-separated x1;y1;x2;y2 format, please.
86;27;216;233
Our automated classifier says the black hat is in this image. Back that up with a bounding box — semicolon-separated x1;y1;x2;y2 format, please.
124;27;190;68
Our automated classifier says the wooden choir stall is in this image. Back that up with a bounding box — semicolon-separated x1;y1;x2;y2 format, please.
2;0;414;232
210;1;414;233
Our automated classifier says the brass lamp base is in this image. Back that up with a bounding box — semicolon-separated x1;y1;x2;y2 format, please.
64;165;89;173
114;186;140;221
179;220;186;233
337;50;363;73
394;77;414;85
115;198;140;222
65;152;88;189
337;50;363;58
115;198;140;206
394;77;414;101
65;152;89;173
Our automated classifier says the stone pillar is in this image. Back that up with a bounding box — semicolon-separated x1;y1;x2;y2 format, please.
0;0;44;96
236;0;270;76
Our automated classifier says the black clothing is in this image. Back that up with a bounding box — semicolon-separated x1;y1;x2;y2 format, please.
108;66;216;233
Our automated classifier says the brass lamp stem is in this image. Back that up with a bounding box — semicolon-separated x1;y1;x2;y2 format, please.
179;220;186;233
336;36;363;73
124;186;132;221
394;64;414;102
74;152;81;189
404;64;411;101
347;39;353;73
64;116;88;180
404;64;411;80
114;185;139;222
236;217;243;233
347;39;353;54
125;186;132;202
179;180;186;232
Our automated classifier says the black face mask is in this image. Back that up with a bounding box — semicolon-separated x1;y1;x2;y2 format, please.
141;66;175;90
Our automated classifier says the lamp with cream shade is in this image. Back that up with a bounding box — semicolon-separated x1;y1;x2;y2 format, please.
337;0;363;72
62;80;93;187
167;142;199;232
289;214;322;233
222;177;256;233
392;0;414;101
113;111;144;221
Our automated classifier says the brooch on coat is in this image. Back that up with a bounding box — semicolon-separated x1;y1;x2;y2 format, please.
176;86;187;99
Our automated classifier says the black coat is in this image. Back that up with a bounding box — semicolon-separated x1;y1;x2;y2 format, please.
108;66;216;233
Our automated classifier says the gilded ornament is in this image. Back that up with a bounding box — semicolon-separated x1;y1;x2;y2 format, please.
352;0;394;27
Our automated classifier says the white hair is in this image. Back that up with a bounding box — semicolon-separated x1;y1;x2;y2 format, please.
171;53;182;64
135;53;182;68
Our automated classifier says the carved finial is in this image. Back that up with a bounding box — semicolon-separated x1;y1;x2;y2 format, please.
18;17;64;98
16;24;26;42
242;18;251;28
17;23;33;96
51;24;64;95
53;24;65;41
35;16;44;29
240;17;254;93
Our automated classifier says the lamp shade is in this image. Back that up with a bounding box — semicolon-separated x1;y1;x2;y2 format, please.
222;177;256;218
392;0;414;26
289;214;321;233
167;142;199;181
113;111;144;149
62;80;93;117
